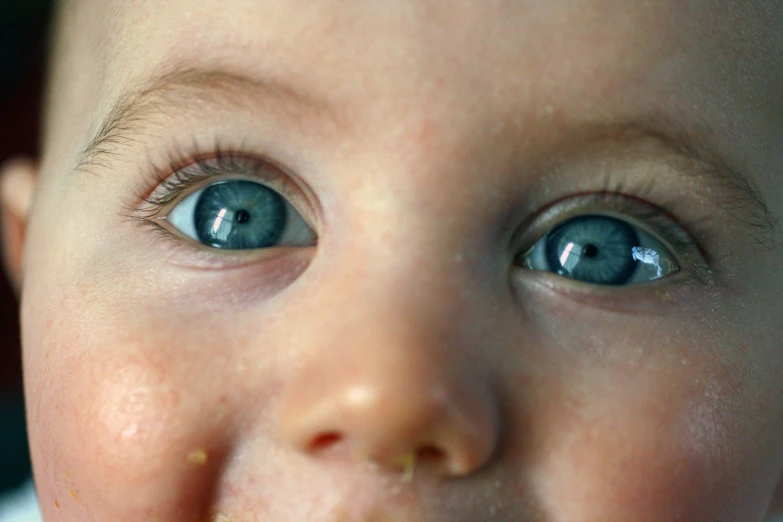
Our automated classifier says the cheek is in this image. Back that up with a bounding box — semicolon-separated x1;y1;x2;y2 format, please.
535;385;734;519
23;288;232;521
521;319;781;521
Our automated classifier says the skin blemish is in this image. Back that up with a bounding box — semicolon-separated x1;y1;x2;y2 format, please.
187;449;209;466
69;489;78;501
55;499;60;508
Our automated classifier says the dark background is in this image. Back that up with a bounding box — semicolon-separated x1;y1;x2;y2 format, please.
0;0;53;495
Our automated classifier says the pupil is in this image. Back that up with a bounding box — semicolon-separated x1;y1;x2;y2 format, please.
584;244;598;258
235;209;251;224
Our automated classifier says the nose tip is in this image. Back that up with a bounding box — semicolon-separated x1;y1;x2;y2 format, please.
279;362;499;478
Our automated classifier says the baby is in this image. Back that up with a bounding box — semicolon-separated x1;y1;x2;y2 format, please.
1;0;782;520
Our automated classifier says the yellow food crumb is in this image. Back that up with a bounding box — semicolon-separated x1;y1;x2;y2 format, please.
69;489;78;501
188;449;209;465
394;452;417;483
204;511;231;522
55;499;60;508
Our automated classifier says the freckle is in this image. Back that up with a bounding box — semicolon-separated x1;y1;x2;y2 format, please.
69;489;78;501
188;449;209;465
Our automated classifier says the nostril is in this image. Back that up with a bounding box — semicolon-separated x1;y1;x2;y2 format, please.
391;445;448;478
310;431;343;451
417;445;445;465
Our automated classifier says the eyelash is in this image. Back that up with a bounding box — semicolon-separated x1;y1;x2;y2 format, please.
129;141;301;222
129;140;714;278
542;182;705;251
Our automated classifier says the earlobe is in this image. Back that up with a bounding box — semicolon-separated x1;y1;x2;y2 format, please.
0;158;37;294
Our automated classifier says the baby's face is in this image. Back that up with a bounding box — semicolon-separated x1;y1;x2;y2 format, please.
13;0;783;520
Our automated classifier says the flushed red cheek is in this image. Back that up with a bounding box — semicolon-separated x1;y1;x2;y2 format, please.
27;320;225;520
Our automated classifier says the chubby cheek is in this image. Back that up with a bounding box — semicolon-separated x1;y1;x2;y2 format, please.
522;318;779;521
535;386;737;520
24;288;238;521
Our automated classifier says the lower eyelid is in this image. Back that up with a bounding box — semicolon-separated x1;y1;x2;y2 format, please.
512;267;705;316
141;219;317;270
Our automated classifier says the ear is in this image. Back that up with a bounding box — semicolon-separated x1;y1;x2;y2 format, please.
0;158;36;294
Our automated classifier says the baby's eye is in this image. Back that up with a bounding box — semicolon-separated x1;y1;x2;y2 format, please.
519;214;678;286
165;179;316;250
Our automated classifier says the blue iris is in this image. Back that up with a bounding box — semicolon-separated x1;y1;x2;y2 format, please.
545;215;640;285
194;180;287;249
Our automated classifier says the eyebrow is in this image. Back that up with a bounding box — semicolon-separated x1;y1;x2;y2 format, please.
76;66;778;244
626;115;779;246
76;65;330;173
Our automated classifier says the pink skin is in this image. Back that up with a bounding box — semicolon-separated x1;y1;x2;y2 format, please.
3;0;783;520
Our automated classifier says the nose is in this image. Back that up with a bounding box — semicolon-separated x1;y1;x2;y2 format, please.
276;270;500;478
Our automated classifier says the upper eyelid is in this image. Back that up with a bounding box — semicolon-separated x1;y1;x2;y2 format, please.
570;192;699;255
512;191;683;245
135;153;313;223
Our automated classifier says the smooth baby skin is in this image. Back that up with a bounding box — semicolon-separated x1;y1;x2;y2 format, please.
3;0;783;520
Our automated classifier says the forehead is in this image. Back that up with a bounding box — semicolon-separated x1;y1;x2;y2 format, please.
65;1;778;76
71;0;757;105
55;0;781;127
